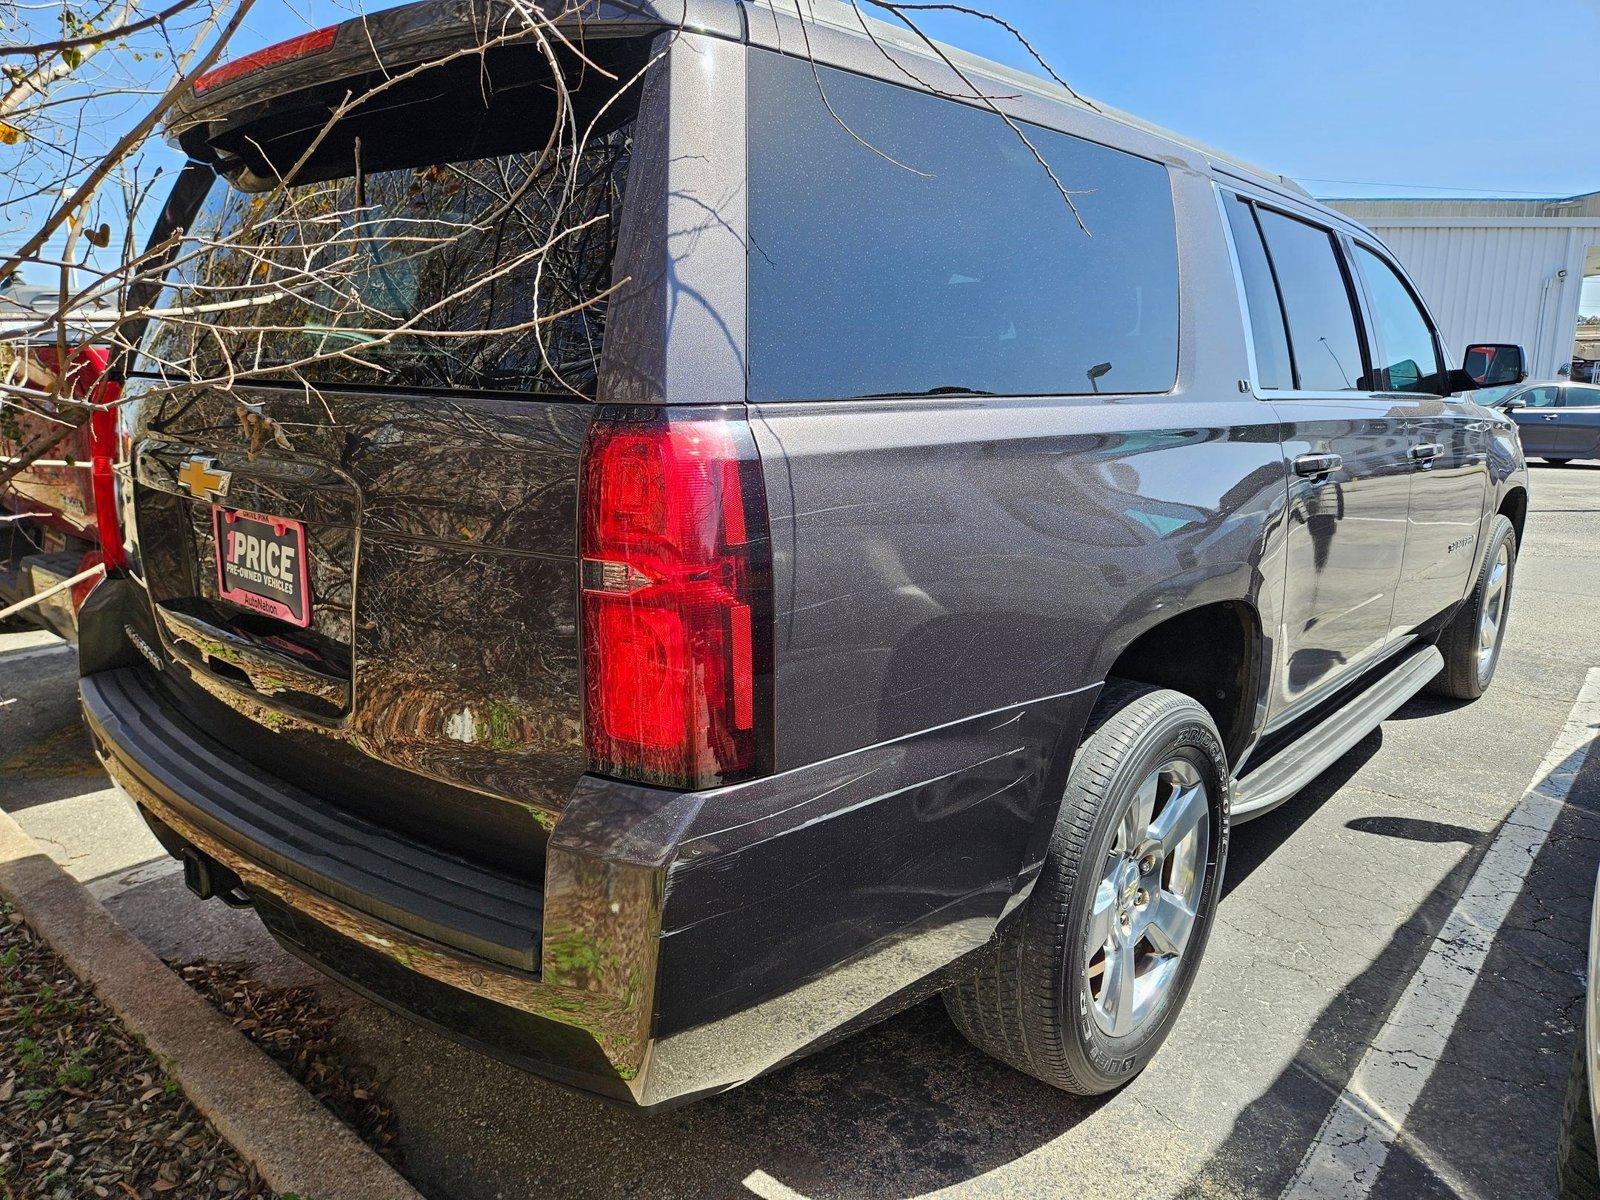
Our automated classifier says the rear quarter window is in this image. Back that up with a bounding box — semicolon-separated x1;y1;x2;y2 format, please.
746;50;1179;402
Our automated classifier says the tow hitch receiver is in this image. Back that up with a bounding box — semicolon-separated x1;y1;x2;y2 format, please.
179;847;253;908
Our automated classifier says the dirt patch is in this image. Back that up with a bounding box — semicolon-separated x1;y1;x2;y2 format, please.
0;722;102;781
171;962;403;1173
0;904;274;1200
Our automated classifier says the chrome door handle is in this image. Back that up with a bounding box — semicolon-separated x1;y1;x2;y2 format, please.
1542;414;1561;421
1293;452;1341;478
1408;443;1443;462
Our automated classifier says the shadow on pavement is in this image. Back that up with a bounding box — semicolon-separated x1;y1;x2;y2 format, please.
339;732;1396;1200
337;991;1097;1200
1222;729;1383;898
1383;692;1470;722
1345;815;1483;846
0;767;116;815
1174;728;1600;1199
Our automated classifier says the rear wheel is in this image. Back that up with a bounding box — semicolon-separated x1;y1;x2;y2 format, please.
1430;514;1516;700
943;680;1227;1094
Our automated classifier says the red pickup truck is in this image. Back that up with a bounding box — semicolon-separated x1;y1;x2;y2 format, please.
1;339;121;641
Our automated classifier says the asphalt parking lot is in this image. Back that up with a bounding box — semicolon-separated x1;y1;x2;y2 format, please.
5;459;1600;1200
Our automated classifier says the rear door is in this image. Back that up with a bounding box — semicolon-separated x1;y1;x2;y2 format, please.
1509;386;1565;456
1347;241;1488;632
1222;193;1413;716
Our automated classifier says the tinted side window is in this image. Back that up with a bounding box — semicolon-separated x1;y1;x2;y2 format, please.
1522;387;1561;408
1564;387;1600;408
747;50;1179;401
1354;245;1444;393
1223;195;1292;390
1255;209;1367;393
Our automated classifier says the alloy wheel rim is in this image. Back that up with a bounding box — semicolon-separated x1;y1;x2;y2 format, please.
1476;543;1510;680
1085;757;1210;1040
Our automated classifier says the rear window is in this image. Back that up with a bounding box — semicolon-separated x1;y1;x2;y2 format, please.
141;48;642;396
746;50;1179;402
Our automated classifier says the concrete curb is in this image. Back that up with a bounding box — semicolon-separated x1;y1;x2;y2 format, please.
0;806;424;1200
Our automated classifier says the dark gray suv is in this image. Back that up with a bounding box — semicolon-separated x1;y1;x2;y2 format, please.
78;0;1530;1108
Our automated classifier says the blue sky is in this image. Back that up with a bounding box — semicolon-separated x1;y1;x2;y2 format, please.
224;0;1598;200
17;0;1600;311
896;0;1600;315
909;0;1600;201
238;0;1600;309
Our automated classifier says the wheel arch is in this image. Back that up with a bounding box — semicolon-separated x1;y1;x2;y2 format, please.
1096;595;1266;771
1498;484;1528;547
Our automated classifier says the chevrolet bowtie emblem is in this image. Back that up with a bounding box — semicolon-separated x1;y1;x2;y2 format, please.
176;456;231;503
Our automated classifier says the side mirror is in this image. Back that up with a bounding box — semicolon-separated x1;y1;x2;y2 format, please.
1462;343;1527;388
1500;396;1525;410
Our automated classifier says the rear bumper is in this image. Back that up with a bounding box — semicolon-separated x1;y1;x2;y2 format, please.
83;660;1095;1107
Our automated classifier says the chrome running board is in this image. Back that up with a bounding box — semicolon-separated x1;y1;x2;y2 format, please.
1230;645;1443;823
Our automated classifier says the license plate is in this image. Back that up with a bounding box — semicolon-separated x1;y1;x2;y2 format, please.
213;507;311;627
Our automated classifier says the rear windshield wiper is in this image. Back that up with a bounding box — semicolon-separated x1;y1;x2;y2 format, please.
859;385;997;398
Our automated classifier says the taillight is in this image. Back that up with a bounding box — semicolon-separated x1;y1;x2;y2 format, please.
194;25;338;93
33;342;125;571
580;407;772;790
71;550;104;611
88;379;126;570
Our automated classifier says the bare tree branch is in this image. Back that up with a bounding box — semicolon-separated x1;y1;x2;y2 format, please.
2;0;208;57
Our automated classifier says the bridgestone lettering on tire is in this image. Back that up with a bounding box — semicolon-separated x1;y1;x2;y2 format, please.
943;679;1228;1095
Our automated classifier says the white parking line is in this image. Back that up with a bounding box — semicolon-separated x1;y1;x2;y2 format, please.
743;1170;809;1200
1282;668;1600;1199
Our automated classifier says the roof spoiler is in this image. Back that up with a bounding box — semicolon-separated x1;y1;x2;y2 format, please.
166;0;735;146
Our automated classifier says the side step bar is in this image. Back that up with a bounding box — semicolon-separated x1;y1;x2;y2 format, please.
1231;645;1443;823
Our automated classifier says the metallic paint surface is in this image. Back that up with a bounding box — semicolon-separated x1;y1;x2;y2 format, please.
125;386;594;851
77;6;1533;1108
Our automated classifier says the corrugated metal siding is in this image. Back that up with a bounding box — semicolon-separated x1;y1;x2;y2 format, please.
1358;224;1588;375
1332;191;1600;222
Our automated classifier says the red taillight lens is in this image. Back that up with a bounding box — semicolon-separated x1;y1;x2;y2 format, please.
88;380;126;570
64;345;126;573
71;550;104;611
194;25;338;93
34;343;123;572
580;408;772;789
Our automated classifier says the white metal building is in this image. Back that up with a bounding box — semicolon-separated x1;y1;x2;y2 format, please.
1326;191;1600;378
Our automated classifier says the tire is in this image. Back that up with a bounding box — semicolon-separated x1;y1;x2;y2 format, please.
1430;514;1517;700
1548;458;1574;467
943;679;1228;1095
1559;1041;1600;1199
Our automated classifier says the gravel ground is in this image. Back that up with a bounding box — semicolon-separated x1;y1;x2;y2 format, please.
0;903;274;1200
172;960;405;1177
